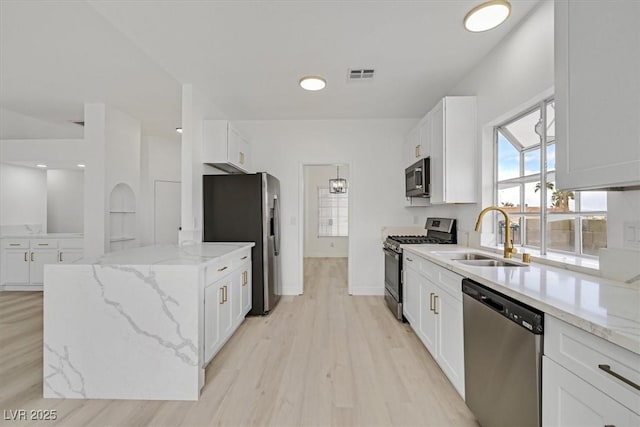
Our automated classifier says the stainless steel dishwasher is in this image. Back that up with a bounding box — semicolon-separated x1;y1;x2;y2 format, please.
462;278;544;427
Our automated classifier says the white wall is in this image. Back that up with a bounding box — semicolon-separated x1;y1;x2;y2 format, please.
139;135;181;245
236;119;417;296
411;0;555;243
304;164;349;258
0;107;83;140
0;163;47;229
46;169;84;233
179;84;227;244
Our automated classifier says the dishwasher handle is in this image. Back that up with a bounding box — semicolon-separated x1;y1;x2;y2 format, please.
481;296;504;313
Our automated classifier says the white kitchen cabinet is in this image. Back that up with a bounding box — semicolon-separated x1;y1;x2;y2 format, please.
1;238;84;288
402;251;466;398
2;249;29;285
203;249;252;365
435;286;465;396
29;249;59;284
555;0;640;190
418;278;438;356
402;258;421;327
543;356;640;427
203;120;251;173
404;125;420;168
429;96;477;204
237;261;251;323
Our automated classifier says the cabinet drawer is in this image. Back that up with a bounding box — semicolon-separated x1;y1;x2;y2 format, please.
403;253;420;272
2;239;29;249
418;257;438;282
205;258;233;286
545;315;640;413
437;268;463;301
31;239;58;249
235;249;251;265
59;239;83;249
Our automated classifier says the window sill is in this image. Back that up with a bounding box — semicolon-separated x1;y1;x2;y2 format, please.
478;245;600;276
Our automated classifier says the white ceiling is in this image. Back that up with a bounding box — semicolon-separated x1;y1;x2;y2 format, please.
0;0;541;137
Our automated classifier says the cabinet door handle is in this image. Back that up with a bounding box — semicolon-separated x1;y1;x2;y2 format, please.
30;252;34;262
24;252;28;262
59;252;64;263
9;243;20;246
239;152;245;164
223;285;228;303
433;294;439;315
598;364;640;391
429;292;434;311
406;257;413;262
241;256;248;260
219;287;224;305
218;266;228;272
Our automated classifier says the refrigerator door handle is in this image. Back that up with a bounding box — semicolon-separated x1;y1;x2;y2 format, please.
273;195;280;256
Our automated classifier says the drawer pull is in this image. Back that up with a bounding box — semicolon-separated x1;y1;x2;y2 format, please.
217;266;228;272
241;256;248;260
31;252;34;262
9;243;21;246
598;364;640;391
406;257;413;262
24;252;28;262
38;243;49;246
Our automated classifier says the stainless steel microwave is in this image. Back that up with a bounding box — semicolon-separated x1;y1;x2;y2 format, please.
405;158;430;197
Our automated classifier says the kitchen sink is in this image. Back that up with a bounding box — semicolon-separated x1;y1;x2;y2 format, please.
456;259;526;267
431;251;494;261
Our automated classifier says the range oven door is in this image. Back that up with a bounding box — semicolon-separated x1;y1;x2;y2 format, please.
383;247;402;320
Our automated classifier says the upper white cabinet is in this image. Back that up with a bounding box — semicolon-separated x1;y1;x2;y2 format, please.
203;120;251;174
429;96;477;204
404;125;421;168
555;0;640;190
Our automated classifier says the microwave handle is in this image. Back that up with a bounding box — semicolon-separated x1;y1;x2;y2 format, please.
414;167;423;189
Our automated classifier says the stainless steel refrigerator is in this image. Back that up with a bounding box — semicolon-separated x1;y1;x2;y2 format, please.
203;173;281;315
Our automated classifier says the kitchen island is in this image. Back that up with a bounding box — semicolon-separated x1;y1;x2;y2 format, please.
43;242;254;401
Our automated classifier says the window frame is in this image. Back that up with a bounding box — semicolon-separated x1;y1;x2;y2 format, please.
317;187;349;238
494;97;607;258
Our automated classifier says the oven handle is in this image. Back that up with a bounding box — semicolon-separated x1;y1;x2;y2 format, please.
383;248;400;260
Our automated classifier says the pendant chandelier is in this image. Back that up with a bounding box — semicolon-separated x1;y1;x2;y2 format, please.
329;165;347;194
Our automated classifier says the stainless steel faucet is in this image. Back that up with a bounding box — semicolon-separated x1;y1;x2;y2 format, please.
475;206;518;259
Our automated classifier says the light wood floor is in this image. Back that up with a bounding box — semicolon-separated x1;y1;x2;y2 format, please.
0;257;477;426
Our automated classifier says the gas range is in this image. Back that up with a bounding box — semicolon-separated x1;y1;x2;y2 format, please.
383;217;456;321
383;218;457;254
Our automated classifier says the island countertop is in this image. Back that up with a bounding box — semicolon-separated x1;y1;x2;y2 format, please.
43;242;255;401
77;242;254;266
403;244;640;355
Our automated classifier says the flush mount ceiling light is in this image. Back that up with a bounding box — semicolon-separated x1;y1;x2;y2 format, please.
77;164;86;168
176;127;183;134
464;0;511;32
329;165;347;194
299;76;326;91
36;164;47;168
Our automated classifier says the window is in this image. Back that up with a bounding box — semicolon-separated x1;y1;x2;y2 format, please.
318;188;348;237
495;99;607;256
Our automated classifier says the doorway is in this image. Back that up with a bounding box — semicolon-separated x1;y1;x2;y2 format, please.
154;180;181;244
301;164;350;295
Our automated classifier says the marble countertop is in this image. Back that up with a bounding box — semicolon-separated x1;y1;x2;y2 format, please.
403;244;640;355
1;233;84;239
76;242;254;266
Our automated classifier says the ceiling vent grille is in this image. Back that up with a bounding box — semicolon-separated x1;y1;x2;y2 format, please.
348;68;375;80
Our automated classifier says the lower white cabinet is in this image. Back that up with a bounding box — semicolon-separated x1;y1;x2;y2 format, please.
543;356;640;427
1;238;84;288
203;254;252;365
402;252;465;398
543;315;640;426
